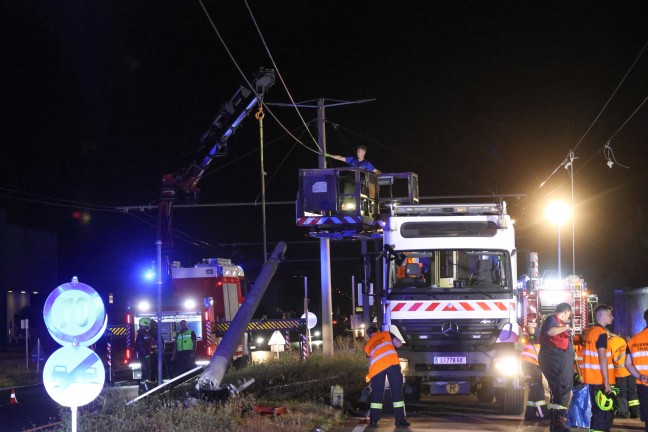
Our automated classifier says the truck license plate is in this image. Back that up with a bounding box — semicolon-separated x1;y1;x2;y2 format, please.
433;356;466;365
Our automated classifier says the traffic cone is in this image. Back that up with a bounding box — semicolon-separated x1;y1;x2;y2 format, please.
9;389;18;404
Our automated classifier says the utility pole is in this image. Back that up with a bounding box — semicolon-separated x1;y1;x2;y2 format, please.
317;98;334;356
268;97;375;356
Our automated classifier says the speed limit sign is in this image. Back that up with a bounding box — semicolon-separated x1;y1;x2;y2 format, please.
43;278;107;347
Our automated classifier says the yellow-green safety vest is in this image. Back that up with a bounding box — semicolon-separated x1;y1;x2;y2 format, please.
176;330;194;352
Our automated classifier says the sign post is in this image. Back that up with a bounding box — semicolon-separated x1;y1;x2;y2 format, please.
21;319;29;371
43;277;107;432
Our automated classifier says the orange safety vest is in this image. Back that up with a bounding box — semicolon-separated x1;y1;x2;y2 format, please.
365;331;400;382
520;343;540;366
627;328;648;387
609;334;630;379
574;342;585;371
582;325;615;385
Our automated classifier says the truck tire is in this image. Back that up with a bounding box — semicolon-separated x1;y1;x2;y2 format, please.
403;377;421;403
476;387;495;404
497;387;524;415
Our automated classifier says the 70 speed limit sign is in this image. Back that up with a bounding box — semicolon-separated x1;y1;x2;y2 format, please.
43;278;107;347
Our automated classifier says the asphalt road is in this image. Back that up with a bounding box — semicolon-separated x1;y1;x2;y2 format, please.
338;394;646;432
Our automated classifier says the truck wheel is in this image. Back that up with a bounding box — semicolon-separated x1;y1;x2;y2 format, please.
476;387;495;404
497;387;524;415
403;378;421;403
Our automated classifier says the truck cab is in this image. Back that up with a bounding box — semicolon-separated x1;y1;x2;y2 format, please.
384;202;525;415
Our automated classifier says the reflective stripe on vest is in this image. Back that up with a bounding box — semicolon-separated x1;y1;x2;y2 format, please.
520;343;540;366
582;325;615;385
365;331;400;382
609;335;631;378
176;330;194;351
628;328;648;386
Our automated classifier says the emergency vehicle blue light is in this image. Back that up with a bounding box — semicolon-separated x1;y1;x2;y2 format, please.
144;270;155;281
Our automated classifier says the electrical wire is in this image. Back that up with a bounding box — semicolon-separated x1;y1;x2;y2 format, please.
330;122;496;194
571;38;648;155
195;0;322;157
0;186;117;212
526;38;648;200
243;0;321;153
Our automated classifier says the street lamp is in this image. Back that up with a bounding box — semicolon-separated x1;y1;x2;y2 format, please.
545;201;570;279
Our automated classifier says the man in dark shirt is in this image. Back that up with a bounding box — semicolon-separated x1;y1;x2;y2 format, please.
538;302;574;432
327;145;381;174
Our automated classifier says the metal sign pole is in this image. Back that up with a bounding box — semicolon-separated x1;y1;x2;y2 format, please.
25;319;29;371
71;406;77;432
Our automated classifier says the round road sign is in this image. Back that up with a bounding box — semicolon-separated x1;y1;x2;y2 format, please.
301;312;317;329
43;346;105;407
43;281;106;346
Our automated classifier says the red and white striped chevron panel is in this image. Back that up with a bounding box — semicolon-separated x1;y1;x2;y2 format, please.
390;300;515;318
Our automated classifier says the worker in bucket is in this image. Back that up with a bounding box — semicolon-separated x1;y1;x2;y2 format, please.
538;302;574;432
171;319;197;376
327;145;381;174
364;326;409;428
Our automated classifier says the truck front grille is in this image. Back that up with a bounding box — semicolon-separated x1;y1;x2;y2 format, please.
394;318;505;347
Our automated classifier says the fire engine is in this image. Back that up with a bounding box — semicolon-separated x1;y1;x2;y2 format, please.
518;251;597;336
126;258;246;377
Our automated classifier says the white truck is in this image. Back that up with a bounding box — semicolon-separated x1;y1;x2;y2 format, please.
383;202;525;415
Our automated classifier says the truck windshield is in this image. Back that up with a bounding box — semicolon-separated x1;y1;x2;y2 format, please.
389;249;510;291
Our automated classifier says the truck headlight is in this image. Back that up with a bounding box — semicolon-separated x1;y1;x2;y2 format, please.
494;356;520;376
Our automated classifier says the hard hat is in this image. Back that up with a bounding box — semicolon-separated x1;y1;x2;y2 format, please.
139;317;151;327
594;386;619;411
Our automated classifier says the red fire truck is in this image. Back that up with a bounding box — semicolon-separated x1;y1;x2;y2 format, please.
518;251;597;336
126;258;246;377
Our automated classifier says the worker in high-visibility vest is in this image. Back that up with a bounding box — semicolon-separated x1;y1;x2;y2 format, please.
364;326;409;428
582;304;616;432
521;323;547;421
538;302;574;432
625;309;648;432
171;319;197;376
609;333;640;419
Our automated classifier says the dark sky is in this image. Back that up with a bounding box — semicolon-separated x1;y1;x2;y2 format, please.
2;1;648;310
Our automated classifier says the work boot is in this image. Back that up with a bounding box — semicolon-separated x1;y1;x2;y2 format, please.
368;419;378;428
552;410;570;432
395;418;410;427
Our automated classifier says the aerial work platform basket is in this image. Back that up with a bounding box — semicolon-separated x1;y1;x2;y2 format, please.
296;168;418;238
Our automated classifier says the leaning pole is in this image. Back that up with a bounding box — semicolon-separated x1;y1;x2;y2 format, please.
197;241;287;390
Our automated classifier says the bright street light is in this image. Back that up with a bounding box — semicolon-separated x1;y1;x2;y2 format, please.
545;201;570;279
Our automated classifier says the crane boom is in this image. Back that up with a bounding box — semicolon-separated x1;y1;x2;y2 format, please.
158;68;276;249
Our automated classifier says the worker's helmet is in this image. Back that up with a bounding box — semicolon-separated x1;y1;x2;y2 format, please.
139;317;151;327
594;386;619;411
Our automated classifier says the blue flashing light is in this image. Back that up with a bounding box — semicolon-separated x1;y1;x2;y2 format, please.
144;270;155;281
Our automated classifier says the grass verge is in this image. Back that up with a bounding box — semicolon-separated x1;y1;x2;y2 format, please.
47;336;368;432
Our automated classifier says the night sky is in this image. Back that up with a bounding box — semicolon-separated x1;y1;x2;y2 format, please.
2;1;648;312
